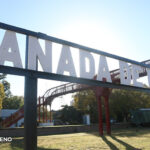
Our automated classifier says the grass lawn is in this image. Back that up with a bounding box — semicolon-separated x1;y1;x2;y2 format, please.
0;127;150;150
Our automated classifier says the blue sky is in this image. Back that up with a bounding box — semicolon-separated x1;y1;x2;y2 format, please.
0;0;150;109
1;0;149;60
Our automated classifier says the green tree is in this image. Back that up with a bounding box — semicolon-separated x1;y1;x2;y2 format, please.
73;88;150;123
2;96;24;109
0;74;11;97
0;74;24;109
0;83;5;110
59;105;82;124
73;90;98;123
109;89;150;122
2;80;11;97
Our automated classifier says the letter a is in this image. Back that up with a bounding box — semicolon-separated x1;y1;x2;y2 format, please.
28;36;52;72
97;56;112;82
147;68;150;87
57;45;76;77
79;50;95;79
119;61;131;85
0;30;23;68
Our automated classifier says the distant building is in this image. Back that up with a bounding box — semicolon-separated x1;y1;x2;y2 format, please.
0;109;24;128
70;100;74;106
130;108;150;126
1;109;17;120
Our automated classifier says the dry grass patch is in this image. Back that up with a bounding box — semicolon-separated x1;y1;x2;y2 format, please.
0;127;150;150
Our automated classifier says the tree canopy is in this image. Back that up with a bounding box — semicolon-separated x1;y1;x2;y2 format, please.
73;90;98;123
58;105;82;124
2;96;24;109
109;89;150;122
0;74;24;110
0;83;5;110
72;88;150;123
0;74;7;110
0;74;11;97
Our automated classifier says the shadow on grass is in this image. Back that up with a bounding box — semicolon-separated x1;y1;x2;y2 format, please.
11;138;60;150
111;127;150;137
101;136;119;150
101;135;140;150
90;132;140;150
110;136;140;150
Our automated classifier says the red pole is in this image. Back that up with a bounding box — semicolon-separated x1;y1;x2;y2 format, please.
104;95;111;135
49;104;52;122
45;100;47;123
97;96;103;136
43;97;45;123
38;97;41;122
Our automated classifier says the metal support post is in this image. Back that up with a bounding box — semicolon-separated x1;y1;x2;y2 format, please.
46;100;47;122
24;35;37;150
49;104;52;122
39;97;41;122
104;96;111;135
24;76;37;150
97;96;103;136
43;97;45;122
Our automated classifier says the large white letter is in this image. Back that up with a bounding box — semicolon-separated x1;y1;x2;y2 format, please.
147;68;150;86
28;36;52;72
132;64;143;87
57;45;76;76
79;50;95;79
0;30;23;68
97;55;112;82
119;61;131;85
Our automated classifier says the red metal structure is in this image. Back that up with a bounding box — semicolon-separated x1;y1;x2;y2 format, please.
1;22;150;150
1;60;150;136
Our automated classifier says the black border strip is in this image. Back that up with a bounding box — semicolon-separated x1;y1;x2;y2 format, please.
0;65;149;93
0;22;150;69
